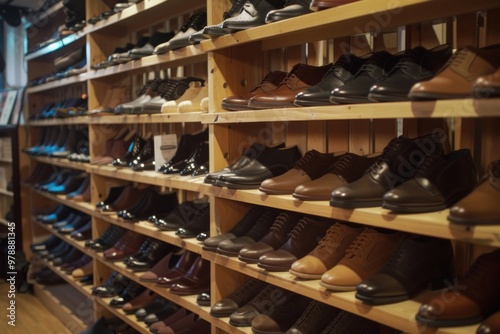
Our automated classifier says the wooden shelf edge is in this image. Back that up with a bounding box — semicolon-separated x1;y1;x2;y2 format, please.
32;156;91;171
28;116;93;126
95;213;203;254
27;72;88;94
88;112;204;124
201;99;500;124
0;188;14;197
94;297;151;334
33;218;93;256
203;252;478;334
24;2;64;29
206;186;500;247
34;189;97;217
0;157;13;163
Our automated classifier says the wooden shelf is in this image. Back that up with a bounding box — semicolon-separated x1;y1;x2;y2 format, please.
0;188;13;197
34;189;97;217
88;48;206;81
27;72;88;94
34;218;92;256
91;165;209;192
24;2;64;29
85;0;206;35
95;213;203;254
28;116;94;126
202;98;500;124
33;282;91;333
0;157;12;163
95;297;150;334
201;0;500;52
25;33;85;61
205;186;500;248
41;257;94;300
0;218;9;227
203;252;478;334
33;156;91;172
87;112;204;124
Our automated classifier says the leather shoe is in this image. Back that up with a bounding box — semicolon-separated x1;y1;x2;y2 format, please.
473;67;500;98
109;281;146;308
169;257;210;295
383;149;478;213
156;251;198;288
448;160;500;226
310;0;359;10
355;236;454;305
92;272;130;297
265;0;312;23
319;311;381;333
210;278;266;317
283;300;340;334
222;0;281;30
477;311;500;334
416;249;500;327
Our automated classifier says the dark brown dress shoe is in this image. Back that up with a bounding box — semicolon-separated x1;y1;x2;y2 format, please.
249;63;331;109
122;289;157;314
356;236;454;305
320;311;380;333
221;71;287;111
448;160;500;226
103;231;147;261
210;278;267;317
92;272;130;297
257;217;332;271
169;257;210;295
330;133;444;208
383;149;478;213
259;150;343;195
416;249;500;327
139;253;175;282
477;311;500;334
109;281;146;308
156;251;198;288
293;152;379;201
283;300;340;334
238;211;301;263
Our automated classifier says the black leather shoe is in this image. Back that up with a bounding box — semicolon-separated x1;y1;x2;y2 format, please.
120;190;178;222
265;0;312;23
159;128;208;172
92;272;130;297
109;281;146;308
294;53;367;106
112;135;147;167
123;238;154;265
368;44;452;102
126;240;175;271
201;0;246;37
196;291;211;306
215;145;302;189
222;0;282;30
330;133;445;208
179;142;209;176
155;198;209;231
382;149;477;213
330;50;400;104
127;31;176;59
86;225;127;252
356;236;454;305
129;138;154;170
96;186;127;209
175;204;210;238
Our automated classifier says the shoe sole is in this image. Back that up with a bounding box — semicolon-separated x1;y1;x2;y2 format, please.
293;99;333;107
329;198;382;208
215;180;261;189
292;192;330;201
237;255;259;264
257;262;291;272
381;201;447;213
221;102;255;111
415;314;484;328
288;269;322;280
329;95;371;104
447;215;500;226
318;280;356;291
258;186;294;195
408;92;470;100
354;291;411;305
367;92;410;102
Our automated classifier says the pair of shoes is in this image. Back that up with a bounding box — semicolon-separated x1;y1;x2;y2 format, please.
330;135;478;213
85;225;127;252
124;239;179;272
149;308;210;333
409;43;500;100
154;197;209;238
91;127;134;165
92;271;130;297
116;188;178;222
96;185;148;213
205;142;301;189
161;81;208;113
102;231;147;261
112;132;155;171
159;128;209;176
141;77;203;114
154;11;207;54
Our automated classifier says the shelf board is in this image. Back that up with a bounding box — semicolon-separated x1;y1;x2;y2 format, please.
201;98;500;124
205;186;500;248
34;218;92;256
24;2;64;29
27;72;88;94
28;116;94;126
0;188;13;197
25;33;85;61
0;218;9;227
33;282;90;333
203;252;478;334
201;0;500;52
34;189;97;217
41;256;94;300
0;157;12;163
95;213;203;254
33;156;91;172
88;48;206;81
87;112;204;124
95;297;150;334
90;165;209;192
85;0;206;34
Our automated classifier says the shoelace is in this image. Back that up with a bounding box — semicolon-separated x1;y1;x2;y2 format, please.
294;150;319;172
248;211;278;236
184;11;207;31
268;215;287;234
460;254;493;287
370;137;405;173
331;154;353;181
294;301;323;330
314;225;341;254
414;155;438;177
288;219;308;240
355;53;388;75
344;230;372;259
224;0;247;19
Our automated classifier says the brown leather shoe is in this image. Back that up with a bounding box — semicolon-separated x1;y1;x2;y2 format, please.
473;67;500;98
221;71;287;111
320;228;404;291
289;222;363;279
103;231;147;261
100;186;147;213
210;278;267;317
416;249;500;327
257;217;333;272
477;311;500;334
448;160;500;225
259;150;343;195
238;212;301;264
169;257;210;295
383;149;478;213
248;63;332;109
409;44;500;100
139;253;174;282
293;152;379;201
310;0;359;11
156;251;198;288
122;289;157;314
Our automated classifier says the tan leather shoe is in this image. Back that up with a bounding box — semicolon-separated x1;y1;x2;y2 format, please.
259;150;343;195
248;63;332;109
293;152;379;201
473;67;500;98
221;71;287;111
409;44;500;100
448;160;500;225
289;222;363;279
320;228;404;291
177;84;208;113
416;249;500;328
161;81;205;113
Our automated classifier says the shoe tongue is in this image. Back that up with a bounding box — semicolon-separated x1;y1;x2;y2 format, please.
136;35;151;48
